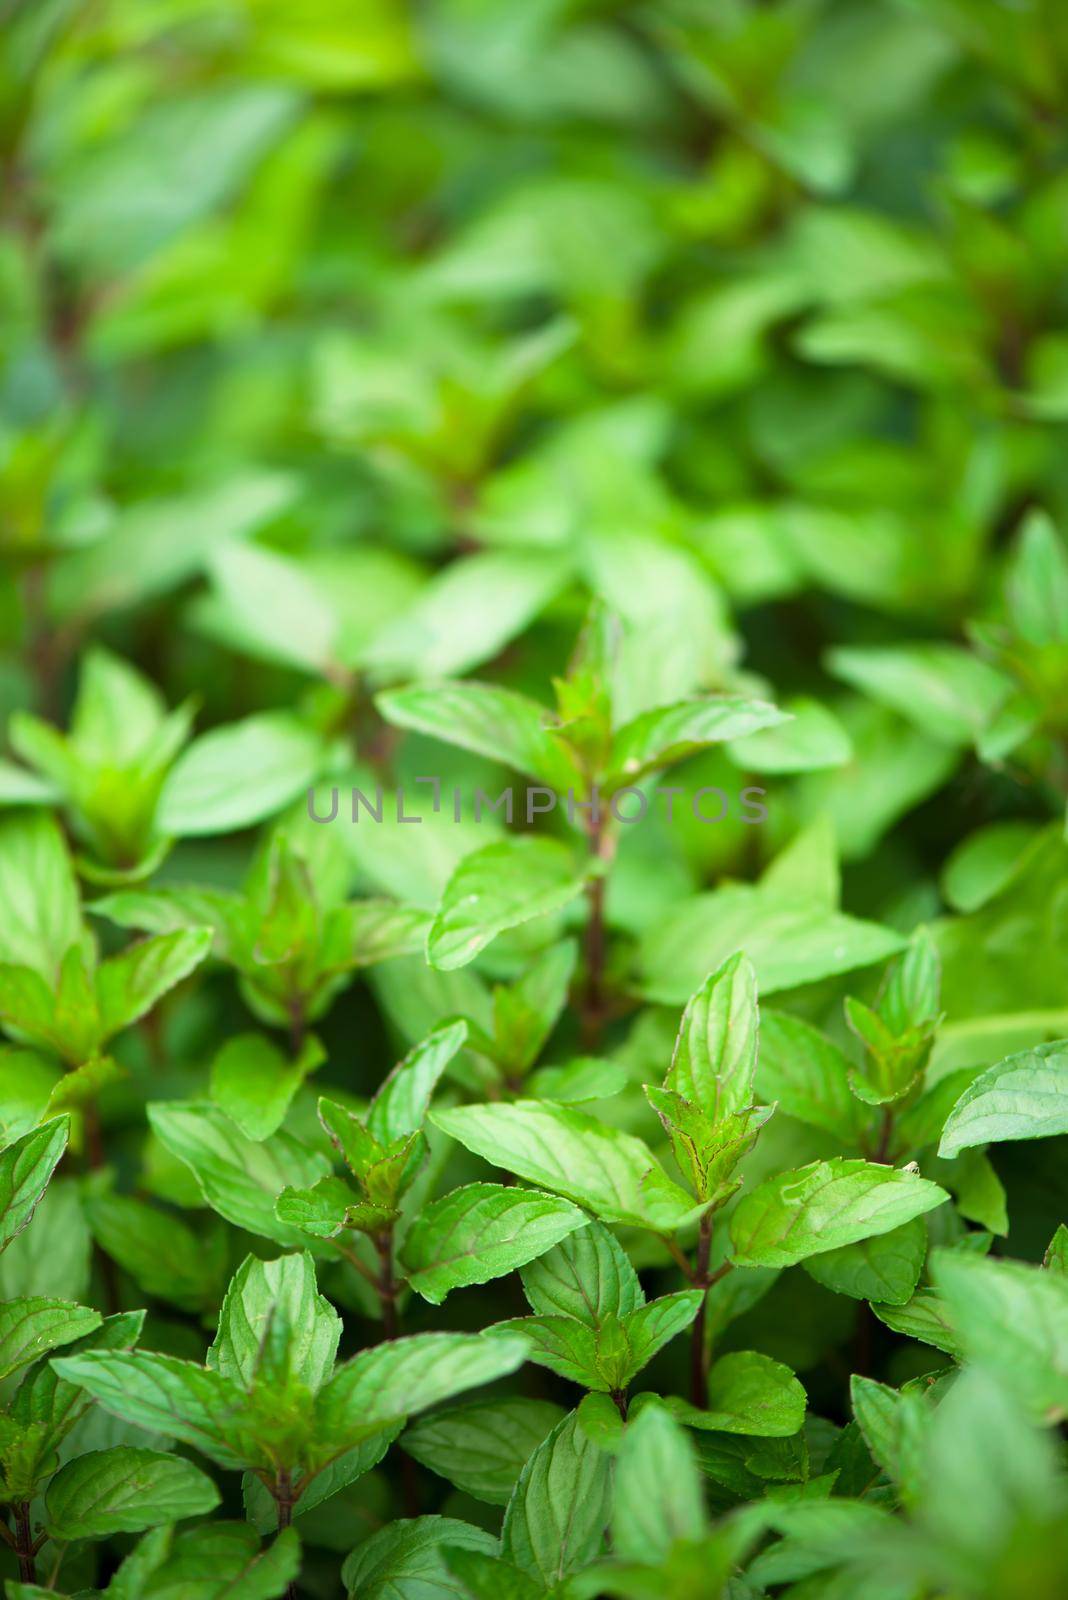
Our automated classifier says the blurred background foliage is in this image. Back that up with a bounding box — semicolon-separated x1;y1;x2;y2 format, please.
2;2;1068;1593
3;0;1068;1087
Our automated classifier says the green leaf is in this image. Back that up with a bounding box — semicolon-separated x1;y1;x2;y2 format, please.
621;1291;704;1383
931;1249;1068;1421
148;1102;330;1247
109;1520;302;1599
158;713;328;836
376;680;579;790
44;1447;220;1539
802;1216;927;1305
528;1056;628;1104
11;1309;145;1466
209;1251;340;1393
432;1101;704;1232
210;1032;323;1141
442;1547;543;1600
827;643;1008;747
0;812;82;979
403;1398;565;1506
363;548;569;680
86;1192;226;1312
341;1516;497;1600
850;1375;929;1506
520;1222;644;1325
51;1349;261;1470
666;1351;806;1436
0;1296;101;1379
917;1367;1065;1567
613;1403;707;1563
402;1183;588;1303
640;886;904;1004
491;1313;600;1390
366;1020;468;1144
940;821;1041;914
427;838;586;971
313;1332;530;1457
607;696;788;786
726;696;852;773
0;1116;70;1253
207;541;340;674
274;1175;360;1240
501;1411;612;1588
938;1041;1068;1157
756;1011;867;1142
96;928;213;1039
729;1159;947;1268
1004;510;1068;647
871;1289;962;1358
666;954;758;1121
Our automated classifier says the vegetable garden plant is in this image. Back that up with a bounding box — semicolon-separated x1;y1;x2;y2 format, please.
2;1;1068;1596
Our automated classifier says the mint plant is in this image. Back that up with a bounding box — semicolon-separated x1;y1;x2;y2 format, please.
4;4;1068;1596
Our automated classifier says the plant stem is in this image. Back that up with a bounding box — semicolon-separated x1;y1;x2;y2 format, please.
874;1106;895;1164
375;1228;399;1341
689;1212;714;1409
274;1471;298;1600
14;1502;35;1584
287;996;306;1059
611;1389;629;1421
581;810;614;1050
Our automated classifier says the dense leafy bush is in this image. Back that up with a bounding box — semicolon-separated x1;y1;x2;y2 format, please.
2;1;1068;1596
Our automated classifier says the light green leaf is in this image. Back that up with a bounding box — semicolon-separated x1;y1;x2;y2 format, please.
210;1032;323;1141
827;643;1009;747
96;928;213;1039
613;1403;707;1563
52;1348;260;1470
802;1216;927;1305
931;1249;1068;1421
362;548;570;680
403;1398;565;1506
666;1351;806;1436
871;1289;961;1358
158;713;328;836
850;1375;929;1506
209;1252;340;1393
640;886;905;1004
940;821;1041;913
432;1101;704;1232
377;681;579;789
0;812;82;979
501;1411;612;1588
207;541;340;674
756;1011;867;1142
86;1192;225;1312
147;1102;330;1247
666;954;758;1121
0;1116;71;1254
520;1222;644;1325
403;1183;588;1304
341;1516;497;1600
0;1296;101;1380
45;1447;220;1540
427;838;586;971
622;1291;704;1381
314;1332;530;1457
608;696;788;786
729;1159;947;1268
366;1020;468;1144
939;1041;1068;1157
727;696;852;773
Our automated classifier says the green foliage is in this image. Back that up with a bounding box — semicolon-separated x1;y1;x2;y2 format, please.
2;0;1068;1593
